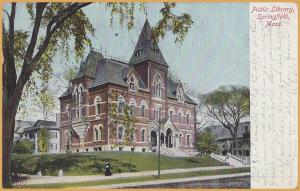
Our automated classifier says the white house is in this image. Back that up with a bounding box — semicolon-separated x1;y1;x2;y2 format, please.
20;119;60;154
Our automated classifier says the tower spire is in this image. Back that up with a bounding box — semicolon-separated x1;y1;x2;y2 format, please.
128;19;168;66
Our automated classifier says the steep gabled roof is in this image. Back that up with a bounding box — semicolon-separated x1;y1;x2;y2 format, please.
74;50;103;80
129;19;168;66
167;77;197;105
91;59;129;88
90;59;147;89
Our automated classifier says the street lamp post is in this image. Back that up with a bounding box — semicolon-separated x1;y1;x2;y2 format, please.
158;108;161;178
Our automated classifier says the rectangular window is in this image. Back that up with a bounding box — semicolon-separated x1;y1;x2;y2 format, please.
51;143;57;150
51;132;58;138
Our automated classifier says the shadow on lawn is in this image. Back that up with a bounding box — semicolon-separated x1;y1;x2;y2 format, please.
12;153;138;176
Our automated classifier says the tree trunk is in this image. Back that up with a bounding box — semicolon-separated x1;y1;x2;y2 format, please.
3;66;24;187
2;97;18;188
234;132;238;156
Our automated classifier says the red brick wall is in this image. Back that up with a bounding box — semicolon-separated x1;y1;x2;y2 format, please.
59;62;197;151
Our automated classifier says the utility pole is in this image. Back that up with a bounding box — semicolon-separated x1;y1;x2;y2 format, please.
158;108;161;178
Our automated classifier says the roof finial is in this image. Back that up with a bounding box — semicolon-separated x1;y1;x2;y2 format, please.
145;3;148;19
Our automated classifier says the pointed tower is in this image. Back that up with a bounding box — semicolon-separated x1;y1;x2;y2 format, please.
129;19;168;66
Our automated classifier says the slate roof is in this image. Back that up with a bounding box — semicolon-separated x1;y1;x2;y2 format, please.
202;121;250;141
90;59;147;89
167;77;197;105
15;120;35;134
23;120;57;133
75;50;103;79
129;19;168;66
60;20;195;106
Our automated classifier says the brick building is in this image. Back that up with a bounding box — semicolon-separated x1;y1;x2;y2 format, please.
59;20;197;155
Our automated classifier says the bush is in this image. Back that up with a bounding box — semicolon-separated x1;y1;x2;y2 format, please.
13;140;34;154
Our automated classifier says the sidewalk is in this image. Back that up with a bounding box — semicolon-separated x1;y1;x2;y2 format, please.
21;165;249;185
82;172;250;189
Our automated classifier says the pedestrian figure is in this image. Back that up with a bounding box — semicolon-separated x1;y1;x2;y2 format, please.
104;161;112;176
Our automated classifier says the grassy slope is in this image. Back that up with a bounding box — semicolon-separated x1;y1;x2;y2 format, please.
17;167;250;189
12;151;226;176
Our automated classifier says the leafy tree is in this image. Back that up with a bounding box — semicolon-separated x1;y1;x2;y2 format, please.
197;128;217;169
197;128;217;155
63;66;79;82
204;85;250;155
12;140;34;154
2;2;192;187
37;128;50;153
108;92;137;171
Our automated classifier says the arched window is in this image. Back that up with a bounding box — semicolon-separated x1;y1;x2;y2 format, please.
117;96;126;113
141;129;146;142
140;100;147;117
94;125;102;141
135;49;142;58
186;111;191;124
66;104;70;119
187;114;189;124
129;75;137;91
75;88;79;105
117;126;124;141
177;87;184;103
153;73;163;98
79;85;83;104
130;129;136;142
179;134;183;145
187;134;191;146
169;107;174;121
155;106;162;121
141;105;145;117
129;98;136;116
178;109;183;123
94;97;101;115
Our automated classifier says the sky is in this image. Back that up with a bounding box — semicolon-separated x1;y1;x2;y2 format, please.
5;3;249;121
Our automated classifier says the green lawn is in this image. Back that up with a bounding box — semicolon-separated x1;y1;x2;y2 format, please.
12;151;227;176
16;167;250;189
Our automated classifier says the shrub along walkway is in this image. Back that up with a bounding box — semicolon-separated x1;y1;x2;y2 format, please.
20;165;249;186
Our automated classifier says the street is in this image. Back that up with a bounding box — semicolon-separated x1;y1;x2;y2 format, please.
122;175;250;189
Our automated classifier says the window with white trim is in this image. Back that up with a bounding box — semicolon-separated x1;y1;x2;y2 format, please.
129;75;137;92
95;97;101;115
141;129;146;142
186;114;189;124
153;74;163;98
177;87;184;103
94;126;101;141
66;104;70;119
117;126;124;141
179;134;183;145
169;108;174;121
141;104;145;117
187;134;191;146
117;96;126;114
